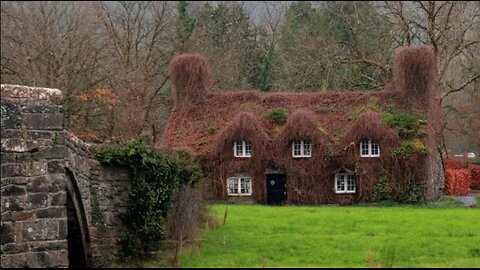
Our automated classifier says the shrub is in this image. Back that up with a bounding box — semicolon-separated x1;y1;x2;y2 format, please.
373;169;424;204
94;138;202;258
469;165;480;190
390;140;428;157
268;107;287;124
398;182;424;204
373;173;393;202
445;168;471;195
380;106;422;138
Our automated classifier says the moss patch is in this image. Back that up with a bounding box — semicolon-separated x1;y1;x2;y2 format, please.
380;106;424;138
390;140;429;158
267;107;288;124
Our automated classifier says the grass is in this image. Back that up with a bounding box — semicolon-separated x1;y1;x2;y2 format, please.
178;204;480;268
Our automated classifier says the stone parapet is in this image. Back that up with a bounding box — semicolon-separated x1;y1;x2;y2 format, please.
1;84;68;268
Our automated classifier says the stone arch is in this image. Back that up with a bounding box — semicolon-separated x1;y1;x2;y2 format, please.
64;166;91;267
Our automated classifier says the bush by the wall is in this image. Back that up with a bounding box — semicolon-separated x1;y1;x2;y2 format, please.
469;165;480;190
372;168;424;204
445;169;471;196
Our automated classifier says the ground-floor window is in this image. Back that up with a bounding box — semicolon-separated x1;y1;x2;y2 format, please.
227;177;252;196
335;173;356;194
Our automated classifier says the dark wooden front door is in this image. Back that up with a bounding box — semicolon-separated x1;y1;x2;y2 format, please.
266;174;287;205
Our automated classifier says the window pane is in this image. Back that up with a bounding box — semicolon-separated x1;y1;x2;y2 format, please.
228;178;239;194
235;141;243;156
240;178;251;194
303;140;311;156
371;141;379;155
347;175;356;192
336;175;345;192
361;140;369;155
293;140;302;156
244;141;252;156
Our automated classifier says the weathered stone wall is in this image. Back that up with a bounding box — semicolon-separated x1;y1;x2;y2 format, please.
1;84;132;268
89;163;131;265
1;85;68;267
64;134;131;266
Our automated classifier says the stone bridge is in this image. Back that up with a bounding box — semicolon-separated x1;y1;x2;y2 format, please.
1;84;132;268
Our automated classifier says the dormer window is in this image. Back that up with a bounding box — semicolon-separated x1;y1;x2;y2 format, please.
292;140;311;158
234;140;252;157
360;139;380;157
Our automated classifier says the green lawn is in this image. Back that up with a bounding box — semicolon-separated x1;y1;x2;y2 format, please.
179;204;480;268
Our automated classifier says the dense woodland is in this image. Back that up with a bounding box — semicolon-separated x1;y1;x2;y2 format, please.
1;1;479;155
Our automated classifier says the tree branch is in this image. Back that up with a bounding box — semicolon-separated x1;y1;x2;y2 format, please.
441;73;480;101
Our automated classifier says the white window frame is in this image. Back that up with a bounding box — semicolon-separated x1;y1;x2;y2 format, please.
227;177;252;196
234;140;252;157
292;140;312;158
335;173;356;194
360;139;380;157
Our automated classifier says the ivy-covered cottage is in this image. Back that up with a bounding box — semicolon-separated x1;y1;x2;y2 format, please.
161;46;445;205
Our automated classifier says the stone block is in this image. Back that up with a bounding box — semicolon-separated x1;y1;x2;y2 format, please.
2;195;28;211
32;145;67;160
26;175;50;193
25;161;48;176
44;250;69;268
1;84;64;104
12;210;34;221
36;207;66;219
1;99;22;129
27;193;49;209
50;174;67;191
28;240;68;252
2;185;26;196
58;218;67;240
1;163;26;177
26;130;55;140
2;211;13;221
24;113;63;130
1;222;16;244
48;160;65;174
2;176;29;185
22;220;59;241
50;192;66;206
0;253;27;268
56;250;69;267
24;252;48;268
1;138;51;153
22;104;63;114
1;152;15;163
104;212;115;226
1;242;28;254
0;129;22;139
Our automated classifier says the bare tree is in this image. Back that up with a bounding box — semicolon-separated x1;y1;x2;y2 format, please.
1;1;105;129
383;1;480;100
94;1;177;141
